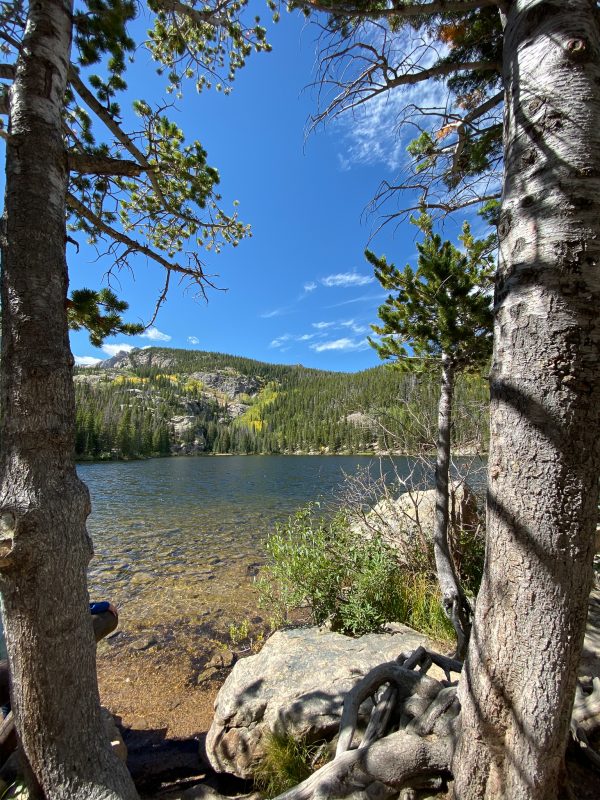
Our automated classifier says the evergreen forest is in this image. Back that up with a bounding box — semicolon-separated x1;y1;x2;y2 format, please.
74;347;488;459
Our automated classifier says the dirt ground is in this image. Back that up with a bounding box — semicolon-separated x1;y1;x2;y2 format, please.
96;596;600;799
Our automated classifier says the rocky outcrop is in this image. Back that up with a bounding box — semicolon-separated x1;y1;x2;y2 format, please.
206;625;441;779
100;349;177;371
169;416;206;454
189;371;260;399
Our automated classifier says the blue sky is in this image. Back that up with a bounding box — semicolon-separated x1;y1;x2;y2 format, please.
61;6;465;371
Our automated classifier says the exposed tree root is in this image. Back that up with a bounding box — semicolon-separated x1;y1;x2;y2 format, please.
272;648;600;800
571;676;600;770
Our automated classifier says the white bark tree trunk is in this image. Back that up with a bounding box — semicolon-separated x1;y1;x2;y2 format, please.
453;2;600;797
433;353;471;660
0;1;138;797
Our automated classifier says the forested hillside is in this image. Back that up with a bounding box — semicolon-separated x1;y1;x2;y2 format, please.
74;347;488;459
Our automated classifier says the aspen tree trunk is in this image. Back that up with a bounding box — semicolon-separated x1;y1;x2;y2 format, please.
433;354;471;660
0;1;138;797
453;2;600;797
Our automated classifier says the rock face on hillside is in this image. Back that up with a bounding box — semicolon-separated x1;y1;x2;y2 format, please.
100;349;177;371
206;625;441;779
189;371;260;399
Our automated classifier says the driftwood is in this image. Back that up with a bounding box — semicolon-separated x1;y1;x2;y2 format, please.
272;648;600;800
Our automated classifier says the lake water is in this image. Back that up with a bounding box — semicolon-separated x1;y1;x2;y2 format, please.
82;455;418;645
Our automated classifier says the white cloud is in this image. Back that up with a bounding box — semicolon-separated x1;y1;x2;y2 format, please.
321;272;374;288
74;355;102;367
102;343;135;358
341;319;369;334
141;326;171;342
298;333;316;341
312;321;336;329
303;281;317;293
188;336;200;345
311;338;370;353
270;335;292;349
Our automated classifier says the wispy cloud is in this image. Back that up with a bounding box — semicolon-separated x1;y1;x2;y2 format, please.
337;153;351;172
311;338;370;353
75;355;102;367
270;334;292;349
303;281;317;293
325;292;387;309
187;336;200;345
102;343;135;358
321;272;374;288
341;319;369;334
312;321;336;330
141;326;171;342
260;307;292;319
333;28;448;172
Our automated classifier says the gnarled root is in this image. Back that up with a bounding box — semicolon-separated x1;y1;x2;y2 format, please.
273;648;460;800
272;649;600;800
571;676;600;769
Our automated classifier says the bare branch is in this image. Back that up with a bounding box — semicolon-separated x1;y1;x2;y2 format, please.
67;153;145;177
147;270;171;328
0;64;15;79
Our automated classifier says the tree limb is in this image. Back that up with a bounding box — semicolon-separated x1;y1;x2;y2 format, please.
301;0;501;20
66;191;198;278
68;153;145;177
0;63;15;79
152;0;228;29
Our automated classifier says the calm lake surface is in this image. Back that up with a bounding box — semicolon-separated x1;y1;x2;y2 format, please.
80;453;485;654
81;455;416;640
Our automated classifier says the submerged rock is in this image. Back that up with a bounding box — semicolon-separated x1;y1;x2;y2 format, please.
205;625;438;779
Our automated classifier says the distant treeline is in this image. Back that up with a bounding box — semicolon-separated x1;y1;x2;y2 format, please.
74;348;489;459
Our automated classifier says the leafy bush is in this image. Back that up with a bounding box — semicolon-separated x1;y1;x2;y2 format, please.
258;504;455;640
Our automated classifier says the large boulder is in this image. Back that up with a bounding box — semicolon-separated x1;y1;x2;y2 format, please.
358;483;480;558
205;625;440;779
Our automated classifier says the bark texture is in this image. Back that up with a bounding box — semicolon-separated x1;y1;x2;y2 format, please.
453;2;600;798
0;1;137;797
433;353;471;659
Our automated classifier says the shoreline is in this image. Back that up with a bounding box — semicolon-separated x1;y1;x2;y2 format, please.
77;449;488;465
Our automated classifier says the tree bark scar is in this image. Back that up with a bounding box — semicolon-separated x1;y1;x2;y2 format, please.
565;38;589;61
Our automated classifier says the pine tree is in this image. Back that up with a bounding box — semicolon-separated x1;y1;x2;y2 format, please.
368;220;494;657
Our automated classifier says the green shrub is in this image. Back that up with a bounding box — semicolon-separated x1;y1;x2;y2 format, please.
258;504;455;641
253;732;327;796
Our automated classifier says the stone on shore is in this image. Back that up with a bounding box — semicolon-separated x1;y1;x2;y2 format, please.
205;626;440;779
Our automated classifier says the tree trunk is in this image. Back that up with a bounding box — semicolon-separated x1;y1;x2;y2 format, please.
0;1;138;797
433;353;471;660
453;2;600;798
